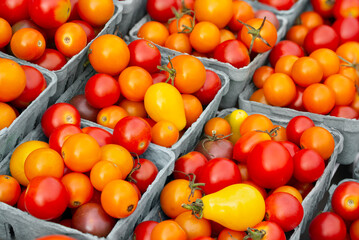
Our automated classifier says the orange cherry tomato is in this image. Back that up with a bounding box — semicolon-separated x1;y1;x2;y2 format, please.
97;105;129;129
151;120;180;147
0;18;12;48
285;25;309;46
61;172;94;208
218;228;246;240
263;73;297;107
77;0;114;27
0;175;21;206
118;99;147;118
302;83;335;115
324;74;356;106
194;0;233;29
90;160;123;191
291;57;323;87
249;89;269;105
240;114;273;136
168;14;193;35
272;185;303;203
204;117;231;138
10;28;46;61
219;29;236;44
151;220;187;240
0;58;26;102
55;22;87;57
100;144;133;178
175;211;212;239
182;94;203;129
165;33;192;54
228;0;255;32
252;66;274;89
101;179;139;218
299;11;324;30
0;103;17;130
189;21;220;53
138;21;169;46
271;125;287;142
309;48;340;78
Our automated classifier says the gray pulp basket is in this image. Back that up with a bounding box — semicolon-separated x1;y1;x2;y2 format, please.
0;121;175;240
0;2;123;105
239;82;359;165
128;13;288;109
244;0;310;31
116;0;147;36
217;108;343;240
352;154;359;179
0;57;57;161
56;55;230;159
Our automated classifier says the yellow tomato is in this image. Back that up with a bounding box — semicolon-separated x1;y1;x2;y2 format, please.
144;82;186;131
224;109;248;144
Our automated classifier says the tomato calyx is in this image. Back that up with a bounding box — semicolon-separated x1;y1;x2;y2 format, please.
237;17;272;54
244;228;266;240
201;130;232;158
187;173;205;200
157;56;176;84
126;154;142;183
339;56;359;86
182;198;204;219
256;126;280;138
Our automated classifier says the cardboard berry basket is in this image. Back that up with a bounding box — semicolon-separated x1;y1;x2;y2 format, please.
115;0;147;36
126;108;343;240
0;56;57;162
239;82;359;165
0;119;175;240
55;54;230;159
128;12;288;109
217;108;343;240
0;2;123;106
243;0;310;31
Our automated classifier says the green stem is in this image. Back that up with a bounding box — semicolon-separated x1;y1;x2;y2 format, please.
244;228;266;240
181;199;204;219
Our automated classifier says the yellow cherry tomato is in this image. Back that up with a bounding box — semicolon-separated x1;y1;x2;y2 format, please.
224;109;248;144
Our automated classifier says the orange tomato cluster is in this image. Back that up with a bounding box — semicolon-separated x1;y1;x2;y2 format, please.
0;120;159;237
132;112;336;239
137;0;279;68
74;36;222;148
0;0;115;71
0;58;47;131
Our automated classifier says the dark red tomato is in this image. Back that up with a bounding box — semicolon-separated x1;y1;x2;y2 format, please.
0;0;29;25
12;19;47;40
247;221;286;240
41;102;81;137
331;181;359;221
278;141;300;157
258;0;295;10
303;25;340;54
332;17;359;44
16;190;26;211
68;0;80;21
173;151;208;180
133;221;158;240
286;116;315;146
269;40;305;67
213;39;250;69
291;180;314;199
24;176;69;220
210;221;225;238
310;0;334;18
330;105;359;119
293;149;325;183
146;0;180;22
194;138;234;160
265;192;304;232
49;124;82;153
69;94;100;122
143;117;157;127
28;0;71;29
81;126;113;147
333;0;359;19
33;48;67;71
128;39;161;74
196;157;241;195
113;116;152;155
194;70;222;106
151;72;169;84
85;73;121;109
288;86;305;112
309;212;347;240
129;158;158;194
71;20;96;43
247;140;293;189
12;65;47;109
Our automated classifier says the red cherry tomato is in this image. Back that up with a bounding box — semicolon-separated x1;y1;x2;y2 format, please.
310;0;334;18
113;116;152;155
292;149;325;183
151;72;168;84
129;158;158;194
0;0;29;25
331;181;359;221
247;221;286;240
303;25;340;54
196;158;241;195
41;103;81;137
278;141;300;157
286;116;315;146
258;0;295;10
173;151;208;181
213;39;250;68
309;212;347;240
128;39;161;74
133;221;159;240
71;20;96;43
332;17;359;44
269;40;305;67
33;49;67;71
194;70;222;106
333;0;359;19
24;176;69;220
49;124;82;153
146;0;180;22
288;86;306;112
81;127;114;147
330;105;359;119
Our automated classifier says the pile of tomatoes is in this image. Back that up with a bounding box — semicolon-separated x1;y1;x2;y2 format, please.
136;0;280;68
308;180;359;240
0;0;115;71
0;58;47;131
132;109;337;240
0;103;163;237
249;0;359;119
69;35;222;148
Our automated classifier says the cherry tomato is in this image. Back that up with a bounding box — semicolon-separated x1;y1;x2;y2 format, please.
263;72;296;107
324;74;356;106
288;86;306;112
54;22;87;57
194;0;233;29
128;39;161;74
309;212;347;240
285;25;309;46
0;175;21;206
24;176;69;220
265;192;304;232
41;103;81;137
113;116;152;155
331;181;359;221
293;149;325;183
217;228;246;240
69;94;100;122
33;48;67;71
85;73;121;109
173;151;208;180
61;172;93;208
190;21;220;54
286;116;315;146
0;0;29;25
246;221;286;240
302;83;336;115
213;39;250;68
253;66;274;89
196;158;241;195
77;0;114;27
278;141;300;157
228;0;255;32
269;40;305;67
330;105;359;119
28;0;71;29
291;57;323;87
71;20;96;43
129;158;158;194
82;126;113;147
300;11;324;31
258;0;295;10
350;219;359;240
150;220;187;240
303;25;340;54
146;0;180;22
333;0;359;19
255;10;280;30
332;17;359;44
137;21;169;46
133;221;158;240
175;211;212;239
309;48;340;79
194;70;222;106
49;124;82;153
310;0;335;18
247;140;293;189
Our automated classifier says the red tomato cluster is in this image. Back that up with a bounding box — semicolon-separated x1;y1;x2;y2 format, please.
309;180;359;240
138;0;279;68
132;111;336;239
0;103;160;237
0;58;47;131
0;0;115;71
72;37;222;147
